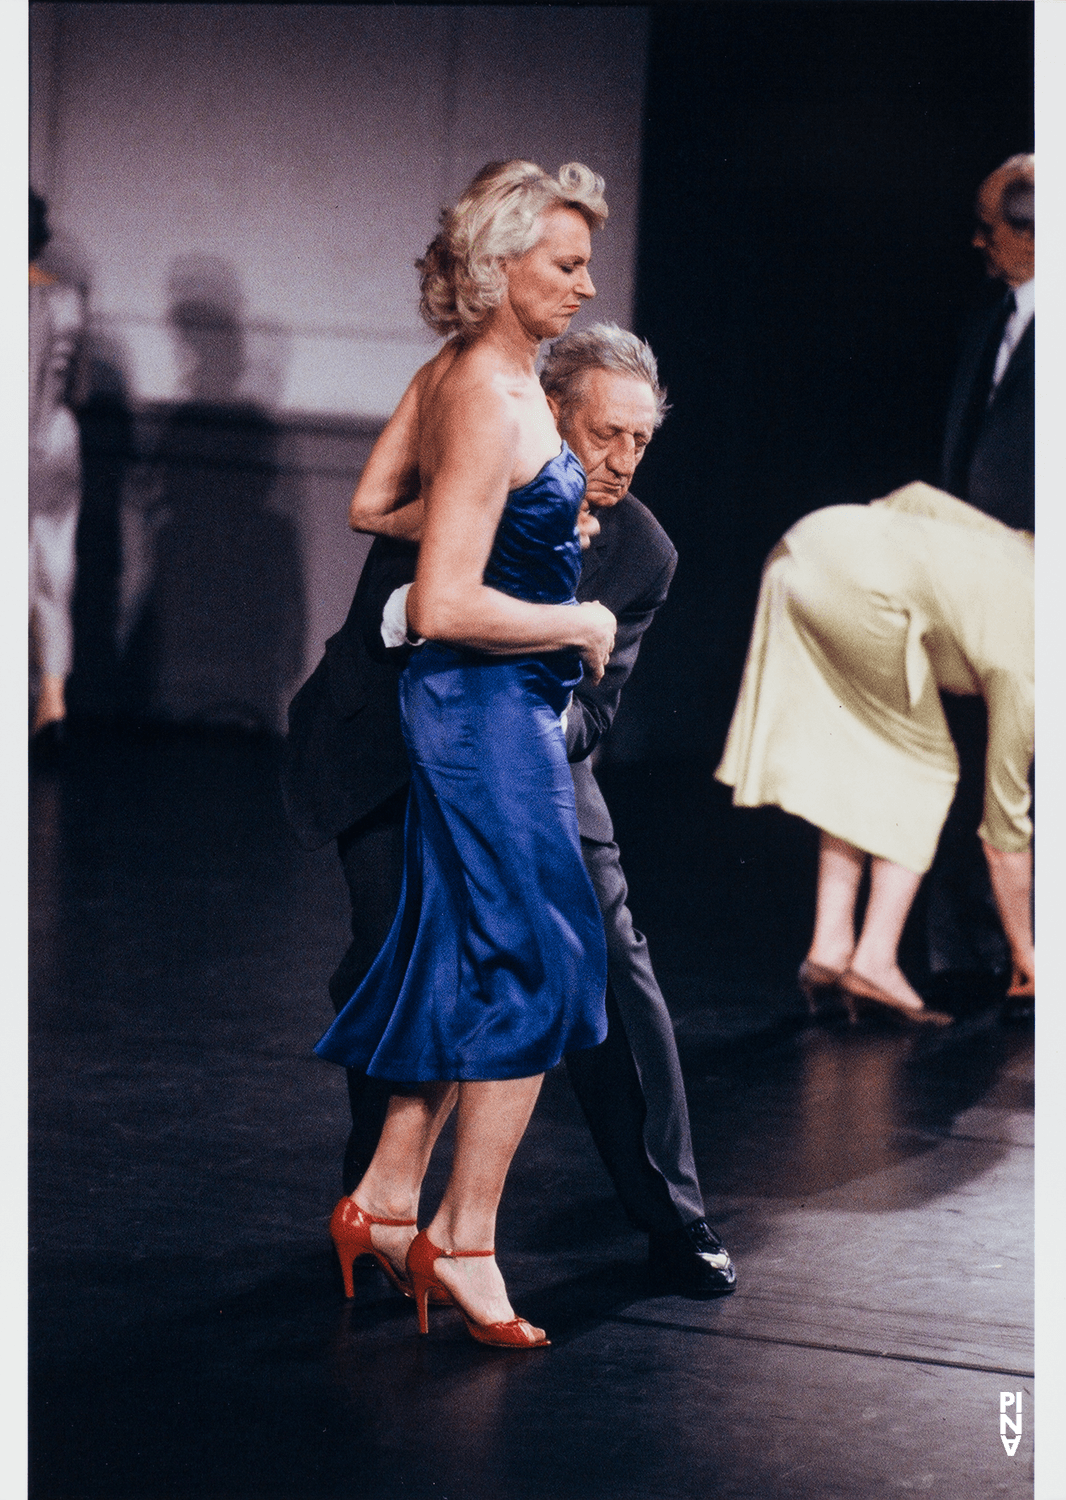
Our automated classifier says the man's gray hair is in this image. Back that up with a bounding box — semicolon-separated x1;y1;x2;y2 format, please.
540;322;669;428
1001;176;1034;233
988;153;1034;234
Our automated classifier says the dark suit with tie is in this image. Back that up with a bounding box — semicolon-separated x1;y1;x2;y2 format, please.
928;289;1034;977
941;291;1034;531
281;493;707;1234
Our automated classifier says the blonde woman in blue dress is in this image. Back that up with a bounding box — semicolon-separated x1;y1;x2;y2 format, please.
315;162;617;1347
716;481;1033;1025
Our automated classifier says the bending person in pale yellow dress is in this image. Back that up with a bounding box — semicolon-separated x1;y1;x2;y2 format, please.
716;482;1034;1025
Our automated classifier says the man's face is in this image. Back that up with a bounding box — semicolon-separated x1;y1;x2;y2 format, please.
555;369;658;511
972;173;1034;288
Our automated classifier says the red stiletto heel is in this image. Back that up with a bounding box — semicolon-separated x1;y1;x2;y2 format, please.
329;1198;417;1299
406;1230;550;1348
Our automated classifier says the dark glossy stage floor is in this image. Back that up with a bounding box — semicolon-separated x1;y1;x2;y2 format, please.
29;727;1034;1499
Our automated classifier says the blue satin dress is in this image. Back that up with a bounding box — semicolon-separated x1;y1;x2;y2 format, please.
315;443;608;1081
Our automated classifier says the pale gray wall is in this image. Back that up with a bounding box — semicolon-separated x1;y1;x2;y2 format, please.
29;3;649;729
31;2;648;420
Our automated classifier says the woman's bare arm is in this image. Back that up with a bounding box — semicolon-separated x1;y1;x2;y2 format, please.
981;841;1034;985
348;345;466;539
347;370;425;538
977;666;1034;986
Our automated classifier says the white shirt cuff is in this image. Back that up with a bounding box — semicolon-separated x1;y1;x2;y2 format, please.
381;582;423;649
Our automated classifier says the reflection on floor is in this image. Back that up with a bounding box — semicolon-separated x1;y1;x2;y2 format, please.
29;727;1033;1499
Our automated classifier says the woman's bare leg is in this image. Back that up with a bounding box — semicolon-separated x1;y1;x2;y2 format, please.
848;856;925;1010
806;832;864;972
982;842;1035;990
424;1075;544;1329
349;1082;457;1272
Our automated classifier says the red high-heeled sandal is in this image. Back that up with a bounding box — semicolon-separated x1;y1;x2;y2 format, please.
329;1198;418;1300
406;1230;550;1348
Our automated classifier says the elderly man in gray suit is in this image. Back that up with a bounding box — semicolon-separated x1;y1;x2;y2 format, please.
283;324;736;1296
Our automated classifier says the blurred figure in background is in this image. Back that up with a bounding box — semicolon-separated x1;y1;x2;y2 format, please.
928;154;1034;1005
29;188;85;763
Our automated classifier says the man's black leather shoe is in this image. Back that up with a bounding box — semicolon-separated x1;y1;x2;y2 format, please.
648;1219;737;1297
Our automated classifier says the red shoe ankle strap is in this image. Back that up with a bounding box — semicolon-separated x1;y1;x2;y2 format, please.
348;1202;417;1227
440;1246;495;1258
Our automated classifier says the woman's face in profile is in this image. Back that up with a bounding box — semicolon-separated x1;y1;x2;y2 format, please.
502;206;595;342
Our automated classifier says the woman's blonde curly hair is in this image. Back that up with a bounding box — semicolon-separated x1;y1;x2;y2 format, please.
417;160;608;338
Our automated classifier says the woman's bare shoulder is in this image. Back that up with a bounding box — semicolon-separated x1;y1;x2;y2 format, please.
423;342;516;445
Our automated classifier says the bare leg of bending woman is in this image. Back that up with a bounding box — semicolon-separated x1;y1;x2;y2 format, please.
809;833;926;1009
806;835;864;978
982;844;1035;995
805;830;1034;1019
849;857;925;1011
806;832;936;1017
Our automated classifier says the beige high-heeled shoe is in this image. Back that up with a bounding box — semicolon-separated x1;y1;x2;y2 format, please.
797;959;845;1014
838;970;952;1027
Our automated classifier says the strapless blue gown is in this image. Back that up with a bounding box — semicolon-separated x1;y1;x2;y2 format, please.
315;443;608;1080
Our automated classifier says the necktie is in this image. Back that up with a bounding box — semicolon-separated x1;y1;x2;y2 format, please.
988;288;1018;399
948;290;1015;499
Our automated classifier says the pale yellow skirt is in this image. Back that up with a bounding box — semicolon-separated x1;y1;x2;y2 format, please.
716;496;998;874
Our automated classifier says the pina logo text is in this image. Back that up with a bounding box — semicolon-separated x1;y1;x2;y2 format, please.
1000;1391;1023;1456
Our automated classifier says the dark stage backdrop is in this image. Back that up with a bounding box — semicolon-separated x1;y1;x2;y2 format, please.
612;0;1034;763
